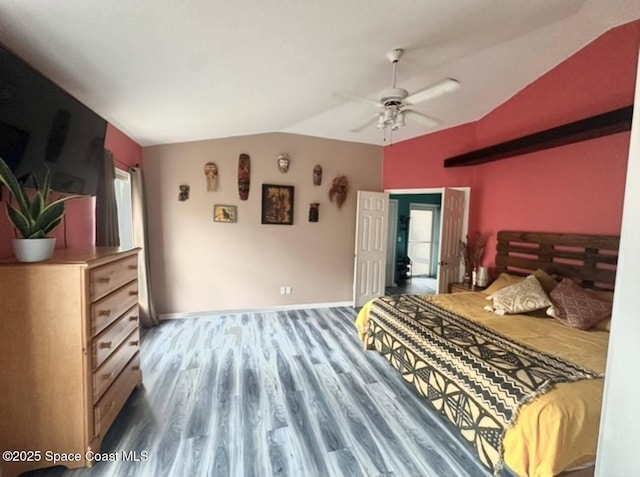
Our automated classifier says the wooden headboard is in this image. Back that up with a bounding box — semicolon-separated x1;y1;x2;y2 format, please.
495;231;619;291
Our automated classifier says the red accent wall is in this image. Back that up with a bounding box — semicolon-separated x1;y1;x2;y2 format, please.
0;124;142;258
384;20;640;268
105;124;143;170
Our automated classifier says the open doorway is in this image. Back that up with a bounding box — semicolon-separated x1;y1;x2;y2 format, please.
385;187;469;296
387;193;441;294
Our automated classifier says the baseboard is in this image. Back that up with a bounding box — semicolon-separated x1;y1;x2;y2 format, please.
158;301;354;320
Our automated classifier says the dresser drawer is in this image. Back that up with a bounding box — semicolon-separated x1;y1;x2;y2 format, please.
93;353;141;439
93;328;140;403
90;281;138;337
92;305;140;370
90;255;138;302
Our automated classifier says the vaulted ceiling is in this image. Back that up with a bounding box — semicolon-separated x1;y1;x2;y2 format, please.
0;0;638;147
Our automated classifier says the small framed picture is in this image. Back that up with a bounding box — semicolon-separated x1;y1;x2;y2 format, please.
261;184;294;225
213;204;237;223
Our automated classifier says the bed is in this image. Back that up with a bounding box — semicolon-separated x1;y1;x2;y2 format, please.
355;231;619;477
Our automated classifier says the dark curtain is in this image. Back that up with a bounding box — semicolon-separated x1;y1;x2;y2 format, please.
95;149;120;246
130;166;159;327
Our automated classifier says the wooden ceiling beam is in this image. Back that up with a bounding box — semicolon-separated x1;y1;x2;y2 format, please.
443;105;633;168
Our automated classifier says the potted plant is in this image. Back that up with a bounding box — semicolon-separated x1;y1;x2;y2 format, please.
0;157;80;262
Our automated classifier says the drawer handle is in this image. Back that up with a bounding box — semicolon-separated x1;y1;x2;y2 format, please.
132;365;141;371
129;315;139;322
99;309;112;317
130;340;140;346
129;291;139;296
105;400;115;412
98;276;111;284
128;265;138;270
99;341;113;349
102;372;114;381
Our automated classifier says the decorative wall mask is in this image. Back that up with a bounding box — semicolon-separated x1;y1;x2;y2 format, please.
238;153;251;200
329;175;349;209
178;185;190;201
204;162;218;191
313;164;322;185
277;154;291;173
309;203;319;222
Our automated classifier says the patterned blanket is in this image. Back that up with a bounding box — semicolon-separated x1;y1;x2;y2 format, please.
364;294;601;474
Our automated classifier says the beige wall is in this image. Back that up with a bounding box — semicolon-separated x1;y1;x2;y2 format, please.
143;132;382;315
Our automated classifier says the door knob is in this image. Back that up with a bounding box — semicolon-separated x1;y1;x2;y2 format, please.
438;261;448;266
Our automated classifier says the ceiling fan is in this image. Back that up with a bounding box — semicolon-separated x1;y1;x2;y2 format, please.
344;49;460;134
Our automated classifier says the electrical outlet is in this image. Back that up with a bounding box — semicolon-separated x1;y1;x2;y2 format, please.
285;286;292;295
280;286;285;295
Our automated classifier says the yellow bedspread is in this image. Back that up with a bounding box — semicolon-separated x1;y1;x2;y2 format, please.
355;292;608;477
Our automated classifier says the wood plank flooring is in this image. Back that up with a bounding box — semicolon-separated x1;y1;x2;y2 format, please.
23;307;510;477
385;277;437;296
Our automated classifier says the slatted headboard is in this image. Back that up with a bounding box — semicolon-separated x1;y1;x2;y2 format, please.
495;231;619;291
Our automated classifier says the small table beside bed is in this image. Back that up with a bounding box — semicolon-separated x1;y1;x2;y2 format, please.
355;231;618;477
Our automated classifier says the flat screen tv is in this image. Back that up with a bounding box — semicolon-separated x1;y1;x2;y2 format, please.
0;43;107;196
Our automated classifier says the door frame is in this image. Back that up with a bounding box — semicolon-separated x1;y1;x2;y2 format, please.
386;199;399;286
385;186;470;283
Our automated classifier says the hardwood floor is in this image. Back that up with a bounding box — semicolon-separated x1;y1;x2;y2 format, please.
23;307;503;477
385;276;437;296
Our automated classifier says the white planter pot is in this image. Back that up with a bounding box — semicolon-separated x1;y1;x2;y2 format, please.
12;238;56;263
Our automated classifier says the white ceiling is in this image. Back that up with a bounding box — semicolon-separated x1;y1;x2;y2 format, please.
0;1;638;147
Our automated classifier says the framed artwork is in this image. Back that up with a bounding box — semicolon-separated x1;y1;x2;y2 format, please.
261;184;294;225
213;204;237;223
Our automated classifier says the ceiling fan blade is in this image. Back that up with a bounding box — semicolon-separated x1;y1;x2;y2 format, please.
404;110;440;128
405;78;460;105
334;91;382;108
350;114;380;133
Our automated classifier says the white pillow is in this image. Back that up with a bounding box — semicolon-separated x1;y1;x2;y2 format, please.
485;275;552;315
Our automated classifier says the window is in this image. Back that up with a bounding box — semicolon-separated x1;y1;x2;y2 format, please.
114;169;133;249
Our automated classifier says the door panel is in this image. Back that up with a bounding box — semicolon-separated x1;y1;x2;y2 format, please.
437;188;465;294
354;191;388;307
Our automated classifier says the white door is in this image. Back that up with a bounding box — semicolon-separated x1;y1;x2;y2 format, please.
436;188;465;294
353;191;389;307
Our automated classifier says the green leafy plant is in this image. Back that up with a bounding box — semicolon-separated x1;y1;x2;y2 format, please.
0;157;80;239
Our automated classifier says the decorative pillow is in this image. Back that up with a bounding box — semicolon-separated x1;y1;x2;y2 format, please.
485;275;552;315
532;269;558;294
483;273;525;295
547;278;612;330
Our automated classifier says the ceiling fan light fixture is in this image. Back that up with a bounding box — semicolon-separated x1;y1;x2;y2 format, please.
392;111;405;130
344;49;460;138
383;107;395;122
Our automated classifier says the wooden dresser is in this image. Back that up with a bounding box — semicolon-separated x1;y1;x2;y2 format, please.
0;247;142;477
